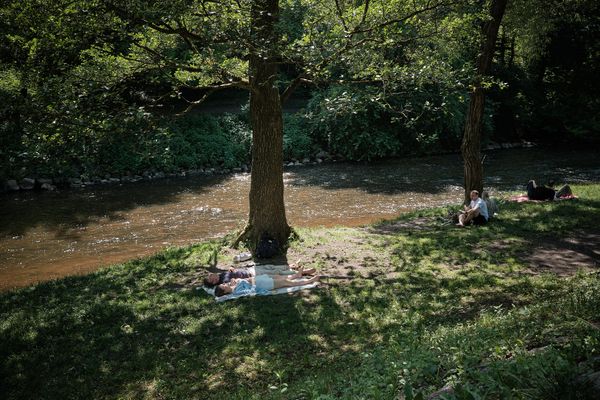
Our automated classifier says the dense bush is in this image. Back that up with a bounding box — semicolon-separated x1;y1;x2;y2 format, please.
303;84;495;161
283;113;316;160
304;87;401;161
1;105;255;180
162;113;252;170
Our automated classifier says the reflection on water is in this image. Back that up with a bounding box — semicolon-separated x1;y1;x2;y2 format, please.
1;148;598;290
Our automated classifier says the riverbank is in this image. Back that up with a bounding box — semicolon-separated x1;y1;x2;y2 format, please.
1;183;599;399
1;141;536;194
4;147;599;291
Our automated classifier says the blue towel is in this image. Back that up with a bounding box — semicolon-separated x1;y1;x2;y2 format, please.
232;279;255;296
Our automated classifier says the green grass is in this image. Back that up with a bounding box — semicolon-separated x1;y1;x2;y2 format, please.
1;184;599;399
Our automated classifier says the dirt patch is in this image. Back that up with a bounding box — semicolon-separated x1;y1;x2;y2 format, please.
486;239;519;252
287;229;392;281
368;217;440;235
181;226;599;291
521;233;600;276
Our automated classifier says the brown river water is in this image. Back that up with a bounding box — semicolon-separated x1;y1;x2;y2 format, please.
1;148;598;291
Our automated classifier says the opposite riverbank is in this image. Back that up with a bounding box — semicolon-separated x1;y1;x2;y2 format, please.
1;183;599;399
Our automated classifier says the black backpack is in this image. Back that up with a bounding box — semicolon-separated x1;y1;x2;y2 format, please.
255;234;280;259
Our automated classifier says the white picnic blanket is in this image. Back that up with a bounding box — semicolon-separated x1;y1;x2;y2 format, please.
202;281;319;302
200;264;319;302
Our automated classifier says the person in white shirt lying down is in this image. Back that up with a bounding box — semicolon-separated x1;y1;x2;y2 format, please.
214;274;320;297
204;265;316;288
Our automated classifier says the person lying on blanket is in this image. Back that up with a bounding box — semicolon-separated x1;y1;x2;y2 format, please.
527;180;572;201
214;273;320;297
203;265;316;288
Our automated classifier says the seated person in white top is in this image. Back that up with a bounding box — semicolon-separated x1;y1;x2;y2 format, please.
458;190;489;226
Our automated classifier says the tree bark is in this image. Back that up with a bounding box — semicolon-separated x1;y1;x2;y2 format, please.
239;0;291;251
461;0;508;204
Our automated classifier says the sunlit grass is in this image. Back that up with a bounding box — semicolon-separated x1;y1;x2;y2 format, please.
1;183;599;399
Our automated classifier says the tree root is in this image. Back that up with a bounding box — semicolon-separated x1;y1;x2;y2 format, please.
233;224;252;248
288;227;300;242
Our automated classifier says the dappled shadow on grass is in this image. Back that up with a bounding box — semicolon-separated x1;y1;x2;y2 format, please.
0;275;339;398
0;257;596;399
2;188;600;399
367;196;600;278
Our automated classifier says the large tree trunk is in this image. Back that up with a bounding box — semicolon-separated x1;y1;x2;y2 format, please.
461;0;508;204
238;0;291;251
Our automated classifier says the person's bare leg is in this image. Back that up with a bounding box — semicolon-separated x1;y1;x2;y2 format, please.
290;259;317;275
462;211;472;225
296;265;316;275
278;266;316;276
272;275;319;289
459;209;479;226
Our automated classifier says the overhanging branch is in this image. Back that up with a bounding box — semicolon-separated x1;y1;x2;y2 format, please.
176;81;250;116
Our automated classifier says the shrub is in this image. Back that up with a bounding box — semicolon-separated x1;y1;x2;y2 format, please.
283;113;315;160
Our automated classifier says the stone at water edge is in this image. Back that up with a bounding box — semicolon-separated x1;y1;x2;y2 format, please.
41;183;57;191
19;178;35;190
37;178;53;185
315;150;329;159
6;180;20;191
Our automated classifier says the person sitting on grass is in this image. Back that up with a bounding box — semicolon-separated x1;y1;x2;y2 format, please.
203;265;316;288
457;190;489;227
214;273;320;297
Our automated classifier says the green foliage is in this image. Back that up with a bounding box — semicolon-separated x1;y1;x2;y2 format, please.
305;86;400;161
161;113;252;170
303;80;494;160
494;0;600;144
282;113;315;160
0;68;27;180
1;0;599;181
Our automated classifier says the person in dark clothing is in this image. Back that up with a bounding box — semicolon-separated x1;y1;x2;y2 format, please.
526;180;572;201
203;268;252;288
526;180;555;200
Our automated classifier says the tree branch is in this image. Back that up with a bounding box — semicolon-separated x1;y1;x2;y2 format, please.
351;0;458;36
281;74;307;104
334;0;350;32
176;81;249;115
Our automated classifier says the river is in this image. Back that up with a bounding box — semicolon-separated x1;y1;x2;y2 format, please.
1;148;598;291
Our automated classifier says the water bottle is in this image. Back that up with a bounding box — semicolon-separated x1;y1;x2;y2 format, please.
233;252;252;263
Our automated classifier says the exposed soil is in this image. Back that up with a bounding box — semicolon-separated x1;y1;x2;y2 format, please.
177;222;599;290
288;228;598;281
521;232;600;276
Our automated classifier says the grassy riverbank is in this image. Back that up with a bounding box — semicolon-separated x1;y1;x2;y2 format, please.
1;184;599;399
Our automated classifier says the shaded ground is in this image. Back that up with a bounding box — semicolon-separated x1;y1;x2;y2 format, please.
1;184;599;400
173;197;600;290
290;219;598;283
522;233;600;276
